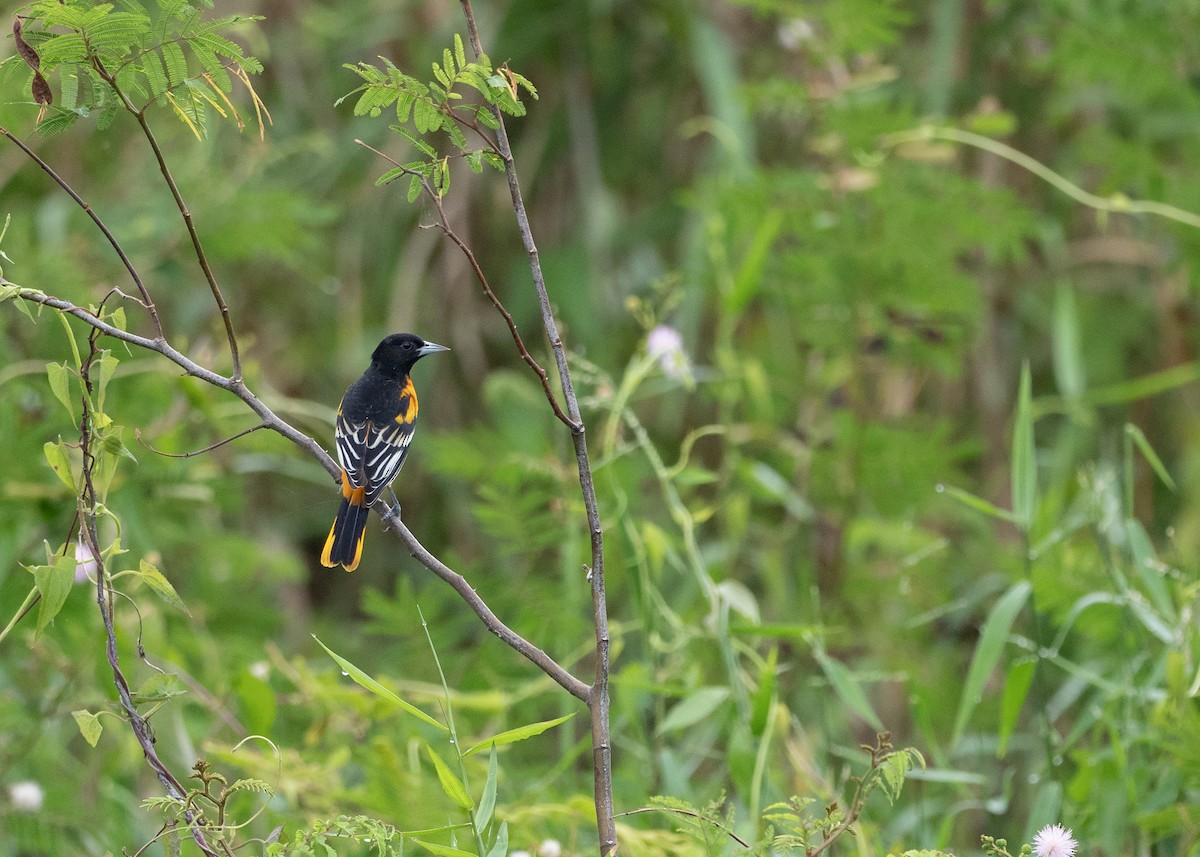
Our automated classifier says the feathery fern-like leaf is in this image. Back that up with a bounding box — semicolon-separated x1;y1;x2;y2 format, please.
142;49;168;100
58;66;80;109
160;40;188;87
37;34;89;67
188;41;231;92
354;85;399;118
35;107;80;136
81;11;150;56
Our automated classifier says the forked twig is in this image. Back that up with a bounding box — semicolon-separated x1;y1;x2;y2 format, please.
14;280;589;735
78;317;223;857
379;507;590;701
456;3;616;851
0;125;163;339
135;423;268;459
94;59;243;381
354;138;576;429
9;289;332;468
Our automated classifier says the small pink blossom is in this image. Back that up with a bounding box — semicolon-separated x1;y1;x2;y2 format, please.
1033;824;1077;857
646;325;690;382
74;539;98;584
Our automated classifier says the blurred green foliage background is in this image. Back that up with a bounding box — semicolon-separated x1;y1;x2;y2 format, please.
3;0;1200;854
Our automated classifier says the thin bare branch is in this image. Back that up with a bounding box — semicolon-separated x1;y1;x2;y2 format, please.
78;323;221;857
135;423;268;459
0;125;164;339
615;807;755;851
379;507;590;701
93;59;243;380
12;287;591;713
13;287;337;475
458;4;615;851
354;138;575;428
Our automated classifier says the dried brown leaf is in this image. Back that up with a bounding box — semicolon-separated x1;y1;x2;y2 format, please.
32;71;52;106
13;16;40;71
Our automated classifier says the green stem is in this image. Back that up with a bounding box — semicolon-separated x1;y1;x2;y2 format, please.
1021;534;1059;777
0;586;40;645
881;125;1200;230
419;607;487;856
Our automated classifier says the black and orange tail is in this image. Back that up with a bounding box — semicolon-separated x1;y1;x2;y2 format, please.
320;472;369;572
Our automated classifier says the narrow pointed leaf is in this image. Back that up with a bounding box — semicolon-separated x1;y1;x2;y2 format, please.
426;745;474;810
1125;424;1176;492
1011;363;1036;532
937;484;1017;523
813;649;884;731
749;646;777;738
313;636;446;731
475;749;498;835
485;821;509;857
657;687;731;734
997;659;1036;757
138;560;190;615
464;713;575;756
1125;518;1174;620
952;581;1031;748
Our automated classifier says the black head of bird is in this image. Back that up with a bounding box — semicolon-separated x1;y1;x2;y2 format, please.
371;332;450;378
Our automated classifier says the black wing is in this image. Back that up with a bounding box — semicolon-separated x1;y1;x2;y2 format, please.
335;412;416;507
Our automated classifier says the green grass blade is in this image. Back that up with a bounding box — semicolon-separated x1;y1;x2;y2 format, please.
812;649;884;732
937;484;1018;524
312;636;446;732
484;821;509;857
1125;423;1177;492
952;581;1031;748
0;585;40;645
1012;363;1036;532
997;659;1036;757
657;687;731;734
475;749;497;835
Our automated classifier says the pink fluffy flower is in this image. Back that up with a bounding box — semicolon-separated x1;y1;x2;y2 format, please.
1033;824;1077;857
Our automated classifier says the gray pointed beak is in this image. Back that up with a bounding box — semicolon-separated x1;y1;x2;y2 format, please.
418;341;450;357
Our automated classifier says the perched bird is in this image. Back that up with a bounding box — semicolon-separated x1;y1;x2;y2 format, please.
320;333;449;571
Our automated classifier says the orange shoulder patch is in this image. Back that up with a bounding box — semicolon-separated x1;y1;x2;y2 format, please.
394;376;419;425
